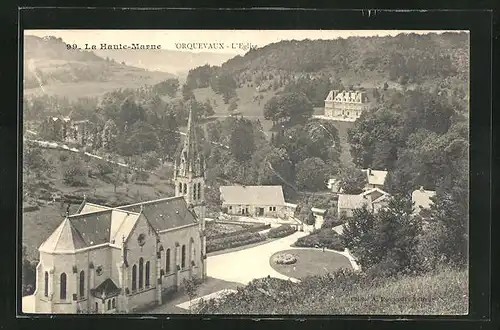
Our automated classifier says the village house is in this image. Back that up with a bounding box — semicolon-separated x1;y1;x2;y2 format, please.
411;186;436;216
219;185;286;218
362;168;388;190
337;188;390;219
324;90;373;122
32;106;207;314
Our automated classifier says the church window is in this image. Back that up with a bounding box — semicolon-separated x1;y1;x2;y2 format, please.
95;302;99;313
181;245;186;269
132;265;137;291
107;300;111;310
193;183;197;201
145;261;150;287
44;272;49;297
178;183;182;194
139;258;144;289
79;270;85;298
60;273;67;300
166;248;171;273
183;183;187;194
190;238;195;265
197;183;201;200
112;298;116;309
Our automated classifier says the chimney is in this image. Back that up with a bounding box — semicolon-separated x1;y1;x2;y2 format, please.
419;186;424;192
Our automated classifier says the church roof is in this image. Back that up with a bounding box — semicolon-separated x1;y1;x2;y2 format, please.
117;196;197;232
39;196;195;253
91;278;121;299
39;218;87;253
219;185;285;206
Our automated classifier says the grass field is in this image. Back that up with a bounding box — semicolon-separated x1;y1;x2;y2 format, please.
270;249;352;279
24;69;172;101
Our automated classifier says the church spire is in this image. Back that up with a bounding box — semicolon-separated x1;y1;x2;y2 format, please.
184;102;198;171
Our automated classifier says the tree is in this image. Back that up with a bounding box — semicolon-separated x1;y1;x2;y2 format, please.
153;78;179;97
229;119;255;162
123;121;159;156
337;166;367;194
22;244;37;296
296;204;315;226
62;157;87;187
263;93;313;126
23;141;50;179
157;111;180;161
182;84;195;101
295;157;330;191
117;96;145;131
183;278;200;314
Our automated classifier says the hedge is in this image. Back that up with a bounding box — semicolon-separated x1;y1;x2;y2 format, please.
294;228;344;251
206;232;266;253
208;222;271;240
267;224;296;239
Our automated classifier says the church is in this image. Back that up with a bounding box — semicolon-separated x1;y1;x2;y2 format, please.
32;106;207;314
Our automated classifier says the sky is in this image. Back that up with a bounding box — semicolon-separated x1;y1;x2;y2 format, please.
24;29;466;55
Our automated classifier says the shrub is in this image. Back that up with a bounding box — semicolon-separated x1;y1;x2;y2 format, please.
294;228;344;251
62;159;88;186
59;153;69;162
273;253;297;265
267;224;296;239
206;232;265;253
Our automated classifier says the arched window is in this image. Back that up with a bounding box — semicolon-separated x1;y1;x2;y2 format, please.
112;298;116;309
95;302;99;313
79;270;85;298
60;273;67;300
181;245;186;269
44;272;49;297
183;183;187;194
166;248;171;273
193;183;197;200
145;261;150;287
107;300;111;310
197;183;201;200
178;183;182;194
132;265;137;291
190;238;195;266
138;258;144;289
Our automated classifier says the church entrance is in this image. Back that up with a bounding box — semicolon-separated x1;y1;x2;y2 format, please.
258;207;264;216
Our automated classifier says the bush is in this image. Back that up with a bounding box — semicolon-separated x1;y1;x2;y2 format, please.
206;232;266;253
59;153;69;162
294;228;344;251
321;215;344;229
267;224;296;239
273;253;297;265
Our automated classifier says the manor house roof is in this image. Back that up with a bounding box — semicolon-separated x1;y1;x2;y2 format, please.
220;185;285;206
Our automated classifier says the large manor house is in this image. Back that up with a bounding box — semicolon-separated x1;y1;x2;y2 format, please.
32;108;207;314
324;89;373;122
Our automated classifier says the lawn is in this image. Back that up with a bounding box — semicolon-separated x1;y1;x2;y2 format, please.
269;249;352;279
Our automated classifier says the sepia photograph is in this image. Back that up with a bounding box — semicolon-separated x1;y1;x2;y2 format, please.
20;29;470;315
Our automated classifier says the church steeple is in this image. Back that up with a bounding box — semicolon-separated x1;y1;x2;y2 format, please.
174;102;205;206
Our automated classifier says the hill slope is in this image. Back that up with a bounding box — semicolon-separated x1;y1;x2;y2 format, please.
197;267;468;315
94;49;235;77
23;35;174;99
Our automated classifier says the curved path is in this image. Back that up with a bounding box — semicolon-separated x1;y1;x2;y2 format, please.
207;231;308;284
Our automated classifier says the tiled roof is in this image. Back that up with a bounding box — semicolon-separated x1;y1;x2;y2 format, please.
362;169;388;186
39;218;87;253
361;188;389;203
220;185;285;206
68;210;113;247
338;194;369;210
412;188;436;213
117;196;197;232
